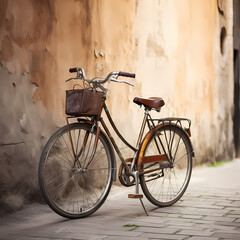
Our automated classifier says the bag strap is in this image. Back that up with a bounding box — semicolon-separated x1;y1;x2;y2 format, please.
73;84;82;90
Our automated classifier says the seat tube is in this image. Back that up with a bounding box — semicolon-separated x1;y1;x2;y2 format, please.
136;110;149;147
131;109;149;169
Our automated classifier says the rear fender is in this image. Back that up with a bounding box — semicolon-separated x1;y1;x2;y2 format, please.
137;123;194;171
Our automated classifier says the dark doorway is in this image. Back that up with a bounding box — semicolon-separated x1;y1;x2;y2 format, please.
233;0;240;156
234;50;240;155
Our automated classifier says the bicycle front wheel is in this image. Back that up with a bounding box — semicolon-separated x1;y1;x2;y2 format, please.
140;125;193;207
38;123;113;218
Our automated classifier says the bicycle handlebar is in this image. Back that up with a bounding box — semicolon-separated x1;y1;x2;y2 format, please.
68;67;135;86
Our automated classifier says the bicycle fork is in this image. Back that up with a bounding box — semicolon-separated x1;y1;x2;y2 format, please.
66;118;100;169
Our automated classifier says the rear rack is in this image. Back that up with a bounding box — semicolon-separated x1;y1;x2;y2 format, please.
156;117;191;129
147;117;194;158
147;117;192;136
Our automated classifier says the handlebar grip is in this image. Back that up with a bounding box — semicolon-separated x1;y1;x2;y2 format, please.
118;71;136;78
69;67;78;73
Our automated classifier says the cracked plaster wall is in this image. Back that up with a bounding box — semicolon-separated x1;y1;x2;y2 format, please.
0;0;235;212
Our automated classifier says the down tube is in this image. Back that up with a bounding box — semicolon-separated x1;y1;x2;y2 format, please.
99;117;130;170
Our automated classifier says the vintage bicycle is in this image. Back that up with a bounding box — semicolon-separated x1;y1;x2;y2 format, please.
38;67;195;219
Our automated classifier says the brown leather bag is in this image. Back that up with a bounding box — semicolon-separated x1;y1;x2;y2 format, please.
65;89;104;116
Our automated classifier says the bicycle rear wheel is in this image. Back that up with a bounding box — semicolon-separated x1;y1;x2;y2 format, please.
140;125;192;207
38;123;113;218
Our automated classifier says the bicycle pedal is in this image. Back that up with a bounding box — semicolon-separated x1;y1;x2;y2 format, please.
128;194;143;199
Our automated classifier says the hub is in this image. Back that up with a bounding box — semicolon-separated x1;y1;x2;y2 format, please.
72;167;87;174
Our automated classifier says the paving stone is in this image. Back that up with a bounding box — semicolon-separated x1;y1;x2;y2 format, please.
124;223;170;231
140;232;188;239
214;228;240;234
202;215;237;222
104;237;146;240
187;237;218;240
192;218;239;226
193;223;237;231
168;225;208;231
176;229;214;237
214;200;235;207
163;219;196;227
178;214;203;220
2;237;56;240
212;232;240;239
214;221;240;227
228;209;240;215
135;226;180;234
62;232;104;239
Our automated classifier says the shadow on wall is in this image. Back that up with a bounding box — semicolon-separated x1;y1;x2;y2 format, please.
0;65;56;213
0;0;60;213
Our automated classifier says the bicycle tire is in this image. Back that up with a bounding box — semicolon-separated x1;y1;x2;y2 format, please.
140;124;192;207
38;123;113;218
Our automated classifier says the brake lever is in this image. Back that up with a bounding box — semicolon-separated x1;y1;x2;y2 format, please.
65;77;84;82
110;78;134;87
66;68;87;82
65;77;75;82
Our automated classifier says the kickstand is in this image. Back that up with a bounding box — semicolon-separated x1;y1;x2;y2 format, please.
139;198;148;216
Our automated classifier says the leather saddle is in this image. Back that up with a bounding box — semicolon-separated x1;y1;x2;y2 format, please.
133;97;165;111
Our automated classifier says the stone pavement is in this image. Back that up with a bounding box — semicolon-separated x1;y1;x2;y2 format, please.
0;159;240;240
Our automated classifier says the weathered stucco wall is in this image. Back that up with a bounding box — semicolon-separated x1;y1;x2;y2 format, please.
0;0;57;212
135;0;234;163
0;0;234;212
0;0;137;212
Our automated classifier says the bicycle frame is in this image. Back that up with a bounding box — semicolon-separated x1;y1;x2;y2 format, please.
72;103;170;175
72;103;143;175
67;99;194;197
100;103;144;173
99;104;191;175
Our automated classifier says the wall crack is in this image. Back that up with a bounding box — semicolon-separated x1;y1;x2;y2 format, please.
0;142;25;147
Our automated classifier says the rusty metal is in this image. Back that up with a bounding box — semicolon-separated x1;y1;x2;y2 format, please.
100;111;130;172
141;154;167;164
94;126;100;150
185;128;191;137
129;109;149;171
136;119;194;171
136;127;154;171
139;167;162;175
85;126;100;169
104;104;137;152
83;131;90;149
66;117;76;158
118;158;134;187
139;163;169;175
128;194;143;198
